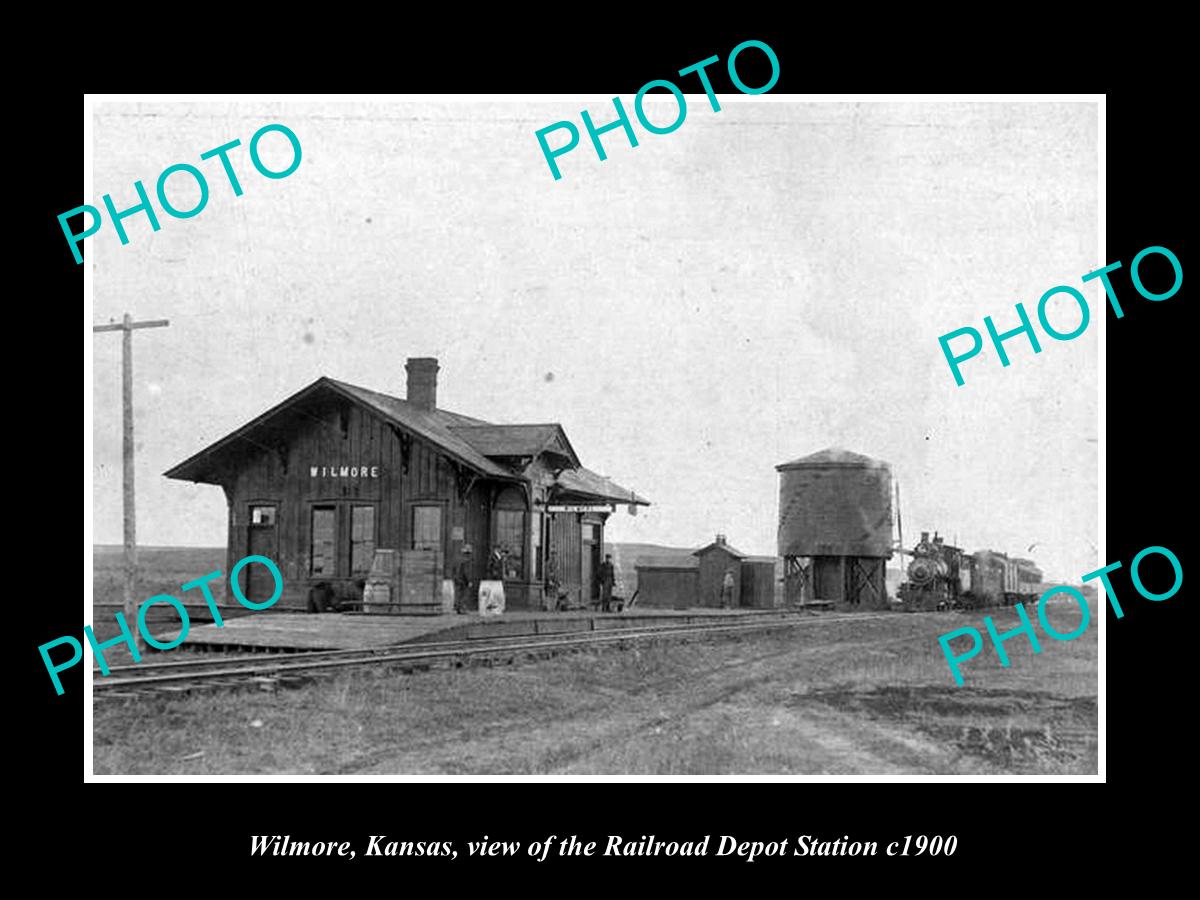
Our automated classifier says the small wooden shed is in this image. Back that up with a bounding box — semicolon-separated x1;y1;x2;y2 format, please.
740;556;779;609
693;535;745;609
635;538;779;610
633;563;697;610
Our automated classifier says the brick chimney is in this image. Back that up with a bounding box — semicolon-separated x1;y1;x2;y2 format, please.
406;357;439;411
715;533;727;546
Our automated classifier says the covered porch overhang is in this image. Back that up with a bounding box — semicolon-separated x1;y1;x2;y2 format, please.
546;467;651;515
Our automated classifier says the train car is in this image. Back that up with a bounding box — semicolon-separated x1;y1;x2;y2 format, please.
970;549;1040;607
1013;557;1043;592
897;531;969;611
898;535;1042;612
969;550;1009;606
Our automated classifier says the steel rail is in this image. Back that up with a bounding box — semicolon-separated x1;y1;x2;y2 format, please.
93;608;930;679
95;612;822;676
91;612;896;696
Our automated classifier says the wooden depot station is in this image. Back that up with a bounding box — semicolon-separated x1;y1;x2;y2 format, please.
166;358;649;615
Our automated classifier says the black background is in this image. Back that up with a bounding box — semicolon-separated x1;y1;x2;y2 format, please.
25;23;1189;886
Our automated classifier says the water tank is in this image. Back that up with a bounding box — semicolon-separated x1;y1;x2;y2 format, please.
776;448;893;557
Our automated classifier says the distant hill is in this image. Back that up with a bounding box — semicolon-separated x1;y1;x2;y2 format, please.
606;541;695;564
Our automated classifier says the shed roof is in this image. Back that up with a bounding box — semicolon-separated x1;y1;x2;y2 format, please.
553;467;650;506
635;555;698;570
692;540;747;559
775;447;890;471
451;423;580;467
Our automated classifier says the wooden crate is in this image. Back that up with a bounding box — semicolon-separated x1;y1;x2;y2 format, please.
399;550;441;615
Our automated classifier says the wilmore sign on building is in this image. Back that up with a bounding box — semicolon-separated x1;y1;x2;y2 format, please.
310;465;381;478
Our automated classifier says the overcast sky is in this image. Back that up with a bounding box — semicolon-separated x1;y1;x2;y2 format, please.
89;99;1098;581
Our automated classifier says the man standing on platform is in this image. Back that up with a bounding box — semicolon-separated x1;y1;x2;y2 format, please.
598;553;616;612
545;549;563;612
454;544;475;615
721;567;737;609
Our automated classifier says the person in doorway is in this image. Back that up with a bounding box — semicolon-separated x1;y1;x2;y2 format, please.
544;549;562;612
721;567;736;609
598;554;616;612
454;544;475;615
486;546;506;580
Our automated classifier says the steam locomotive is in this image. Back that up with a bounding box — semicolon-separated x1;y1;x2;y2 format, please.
897;531;1042;611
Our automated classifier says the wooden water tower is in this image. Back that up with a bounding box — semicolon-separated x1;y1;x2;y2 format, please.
776;448;894;609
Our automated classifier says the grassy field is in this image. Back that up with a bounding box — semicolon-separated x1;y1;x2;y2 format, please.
92;546;233;639
93;545;226;608
93;601;1097;776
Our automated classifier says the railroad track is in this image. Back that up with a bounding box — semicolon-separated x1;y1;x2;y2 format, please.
91;609;945;700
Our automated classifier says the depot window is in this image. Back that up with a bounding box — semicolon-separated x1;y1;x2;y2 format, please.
351;505;376;574
311;506;336;576
412;504;443;552
494;487;526;580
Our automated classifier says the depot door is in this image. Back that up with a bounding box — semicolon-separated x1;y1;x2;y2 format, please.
581;521;601;602
245;505;279;604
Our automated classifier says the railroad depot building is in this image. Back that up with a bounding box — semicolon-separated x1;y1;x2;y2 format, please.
165;358;648;613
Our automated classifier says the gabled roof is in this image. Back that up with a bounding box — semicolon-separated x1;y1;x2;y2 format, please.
450;423;580;467
164;377;518;484
164;377;650;510
776;447;889;470
692;540;746;559
552;467;650;506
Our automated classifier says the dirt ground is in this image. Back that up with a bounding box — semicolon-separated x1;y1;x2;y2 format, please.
93;603;1097;775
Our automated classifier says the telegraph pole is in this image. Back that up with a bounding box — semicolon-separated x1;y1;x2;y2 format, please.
93;313;169;655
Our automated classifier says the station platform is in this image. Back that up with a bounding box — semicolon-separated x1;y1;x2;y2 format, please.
183;607;800;652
